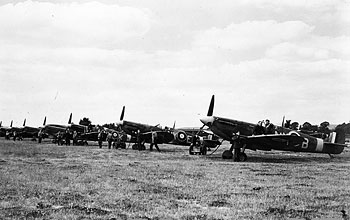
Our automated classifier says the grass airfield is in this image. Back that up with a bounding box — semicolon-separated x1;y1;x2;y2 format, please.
0;139;349;220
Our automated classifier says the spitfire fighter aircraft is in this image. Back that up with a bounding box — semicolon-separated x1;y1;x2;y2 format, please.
41;113;87;139
0;120;13;138
14;118;47;140
118;106;174;150
200;95;346;162
1;119;44;140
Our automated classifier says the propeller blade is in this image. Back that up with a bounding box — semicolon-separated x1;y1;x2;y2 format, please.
207;95;215;116
120;106;125;121
68;113;72;124
43;117;46;126
195;124;206;136
23;118;26;127
10;120;13;127
0;121;2;127
173;121;176;130
282;116;285;128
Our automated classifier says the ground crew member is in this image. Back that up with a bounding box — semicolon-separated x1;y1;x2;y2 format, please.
106;132;113;149
5;131;10;140
65;128;71;146
98;129;105;148
57;131;63;145
72;130;78;146
13;131;17;141
265;119;275;134
38;130;43;143
150;131;160;152
253;121;265;135
115;133;121;149
136;130;142;150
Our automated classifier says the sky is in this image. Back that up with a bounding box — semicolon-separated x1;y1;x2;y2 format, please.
0;0;349;128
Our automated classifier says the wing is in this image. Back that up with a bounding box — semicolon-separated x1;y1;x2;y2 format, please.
242;134;306;151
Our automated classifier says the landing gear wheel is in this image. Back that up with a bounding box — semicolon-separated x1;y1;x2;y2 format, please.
238;152;247;162
132;144;138;150
222;150;233;159
189;145;194;155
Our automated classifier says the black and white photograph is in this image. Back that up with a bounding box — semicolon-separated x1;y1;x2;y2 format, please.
0;0;349;219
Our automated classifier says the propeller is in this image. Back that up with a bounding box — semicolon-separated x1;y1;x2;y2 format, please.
0;121;2;127
43;116;46;126
281;116;285;128
68;113;72;124
200;95;215;127
120;106;125;121
173;121;176;130
195;124;206;136
207;95;215;116
23;118;26;127
10;120;13;127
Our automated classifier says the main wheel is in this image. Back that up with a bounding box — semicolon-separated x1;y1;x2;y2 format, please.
238;152;247;162
132;144;138;150
222;150;233;159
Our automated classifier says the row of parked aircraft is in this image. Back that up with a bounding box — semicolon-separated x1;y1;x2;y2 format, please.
0;95;348;161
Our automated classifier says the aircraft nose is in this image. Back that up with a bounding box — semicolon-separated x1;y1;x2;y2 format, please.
200;116;214;126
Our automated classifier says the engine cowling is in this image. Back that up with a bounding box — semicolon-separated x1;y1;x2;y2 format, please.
173;130;188;143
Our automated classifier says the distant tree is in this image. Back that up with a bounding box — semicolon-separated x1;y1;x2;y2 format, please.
79;117;92;126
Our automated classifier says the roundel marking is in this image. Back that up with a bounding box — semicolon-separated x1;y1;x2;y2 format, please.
176;131;187;142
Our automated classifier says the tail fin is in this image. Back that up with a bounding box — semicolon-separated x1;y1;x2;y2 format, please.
334;125;346;144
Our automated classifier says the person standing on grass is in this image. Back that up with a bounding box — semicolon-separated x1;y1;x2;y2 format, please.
106;132;113;149
72;130;78;146
38;130;43;143
150;131;160;152
13;131;17;141
65;128;71;146
57;131;63;145
98;129;105;148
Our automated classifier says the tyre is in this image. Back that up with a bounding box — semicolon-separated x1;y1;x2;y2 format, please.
222;150;233;159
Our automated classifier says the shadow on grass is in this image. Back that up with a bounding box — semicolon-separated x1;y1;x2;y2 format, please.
206;151;350;164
